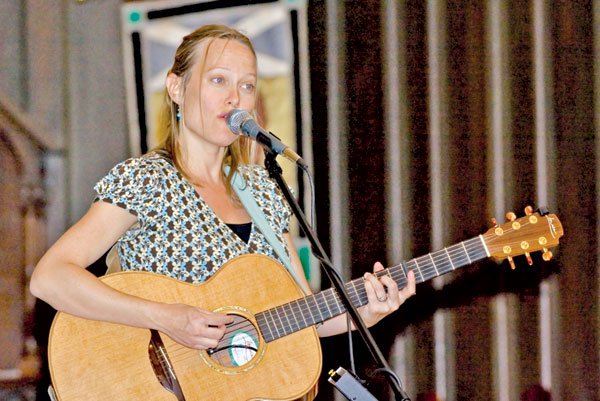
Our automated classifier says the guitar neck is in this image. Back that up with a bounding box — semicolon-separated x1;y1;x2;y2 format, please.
256;235;489;342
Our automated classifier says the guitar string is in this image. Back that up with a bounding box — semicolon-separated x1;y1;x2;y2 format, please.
159;236;492;364
215;223;525;346
166;228;519;357
166;325;257;361
286;222;533;334
163;250;479;363
156;219;539;363
167;254;468;361
88;221;540;376
166;292;339;360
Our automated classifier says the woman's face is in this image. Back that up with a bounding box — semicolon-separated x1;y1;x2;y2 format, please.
180;38;257;149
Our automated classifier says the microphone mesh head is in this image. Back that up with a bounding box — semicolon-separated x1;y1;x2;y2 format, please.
226;109;251;135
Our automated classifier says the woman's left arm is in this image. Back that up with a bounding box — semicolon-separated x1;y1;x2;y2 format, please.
283;233;416;337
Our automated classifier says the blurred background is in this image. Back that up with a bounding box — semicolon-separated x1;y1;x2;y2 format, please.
0;0;598;400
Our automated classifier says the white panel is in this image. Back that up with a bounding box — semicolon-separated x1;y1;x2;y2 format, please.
434;310;456;401
390;330;417;397
426;0;449;253
383;0;411;263
383;0;415;394
294;5;316;224
486;1;517;400
426;1;454;400
327;2;349;399
487;0;511;215
326;0;350;279
492;294;519;401
533;0;559;396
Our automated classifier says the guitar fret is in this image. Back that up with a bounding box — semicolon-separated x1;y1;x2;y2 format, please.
292;300;308;329
417;256;436;281
348;279;368;308
478;234;491;257
320;292;333;320
431;249;453;276
461;241;472;264
266;309;281;340
472;237;489;259
465;238;484;262
309;294;324;323
448;243;467;265
399;262;409;288
300;298;313;327
428;253;440;275
302;297;315;326
323;291;334;316
273;308;286;337
349;280;359;303
414;259;425;282
255;313;272;342
343;281;358;309
444;247;456;270
281;305;293;333
331;290;343;315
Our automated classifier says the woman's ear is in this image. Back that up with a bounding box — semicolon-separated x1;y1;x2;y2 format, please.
166;73;182;104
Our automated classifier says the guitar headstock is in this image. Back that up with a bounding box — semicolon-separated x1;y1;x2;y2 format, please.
483;206;564;269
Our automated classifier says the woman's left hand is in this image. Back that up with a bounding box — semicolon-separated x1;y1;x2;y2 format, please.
360;262;416;327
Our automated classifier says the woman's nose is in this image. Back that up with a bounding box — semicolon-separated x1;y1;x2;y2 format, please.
226;87;240;106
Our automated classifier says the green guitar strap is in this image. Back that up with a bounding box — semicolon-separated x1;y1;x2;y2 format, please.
228;167;307;294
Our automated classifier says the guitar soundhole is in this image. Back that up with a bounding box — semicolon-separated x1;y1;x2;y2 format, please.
206;314;261;368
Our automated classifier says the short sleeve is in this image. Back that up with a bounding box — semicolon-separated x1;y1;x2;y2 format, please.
94;157;158;217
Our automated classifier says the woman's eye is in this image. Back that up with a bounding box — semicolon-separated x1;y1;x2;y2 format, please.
241;83;255;92
211;77;224;85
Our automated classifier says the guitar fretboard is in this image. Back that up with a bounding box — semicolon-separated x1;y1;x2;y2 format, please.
255;236;489;342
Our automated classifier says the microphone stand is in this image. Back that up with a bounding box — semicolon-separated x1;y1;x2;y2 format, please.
263;150;411;401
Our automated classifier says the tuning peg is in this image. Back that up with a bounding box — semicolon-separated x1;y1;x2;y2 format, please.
507;256;516;270
536;206;549;216
525;252;533;265
542;248;553;261
524;206;533;215
506;211;517;221
491;217;498;227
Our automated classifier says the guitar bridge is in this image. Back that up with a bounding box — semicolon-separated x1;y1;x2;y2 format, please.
148;329;187;401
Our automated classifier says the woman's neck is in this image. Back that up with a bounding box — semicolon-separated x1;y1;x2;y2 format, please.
179;139;227;186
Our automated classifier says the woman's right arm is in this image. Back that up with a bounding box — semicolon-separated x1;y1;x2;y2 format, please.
30;201;232;349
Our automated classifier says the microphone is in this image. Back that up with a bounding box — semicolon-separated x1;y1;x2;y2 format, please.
226;108;306;168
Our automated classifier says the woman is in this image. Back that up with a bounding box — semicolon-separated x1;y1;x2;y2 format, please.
30;24;415;363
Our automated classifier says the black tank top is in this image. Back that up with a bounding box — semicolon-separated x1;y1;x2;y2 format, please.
226;222;252;244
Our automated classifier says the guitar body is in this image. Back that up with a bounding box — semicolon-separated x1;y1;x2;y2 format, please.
48;254;321;401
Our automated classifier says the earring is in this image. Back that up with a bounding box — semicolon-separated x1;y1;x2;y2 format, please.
176;108;181;121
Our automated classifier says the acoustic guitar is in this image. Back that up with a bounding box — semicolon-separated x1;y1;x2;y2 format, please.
47;208;563;401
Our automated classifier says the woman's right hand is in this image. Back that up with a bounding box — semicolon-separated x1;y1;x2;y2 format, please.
153;303;234;350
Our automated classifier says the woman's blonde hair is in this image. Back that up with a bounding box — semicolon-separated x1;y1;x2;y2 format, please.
155;24;259;193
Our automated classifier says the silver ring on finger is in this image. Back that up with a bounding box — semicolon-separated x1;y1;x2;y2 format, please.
377;294;388;302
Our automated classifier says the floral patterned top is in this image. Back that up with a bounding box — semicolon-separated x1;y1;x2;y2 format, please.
94;152;291;283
